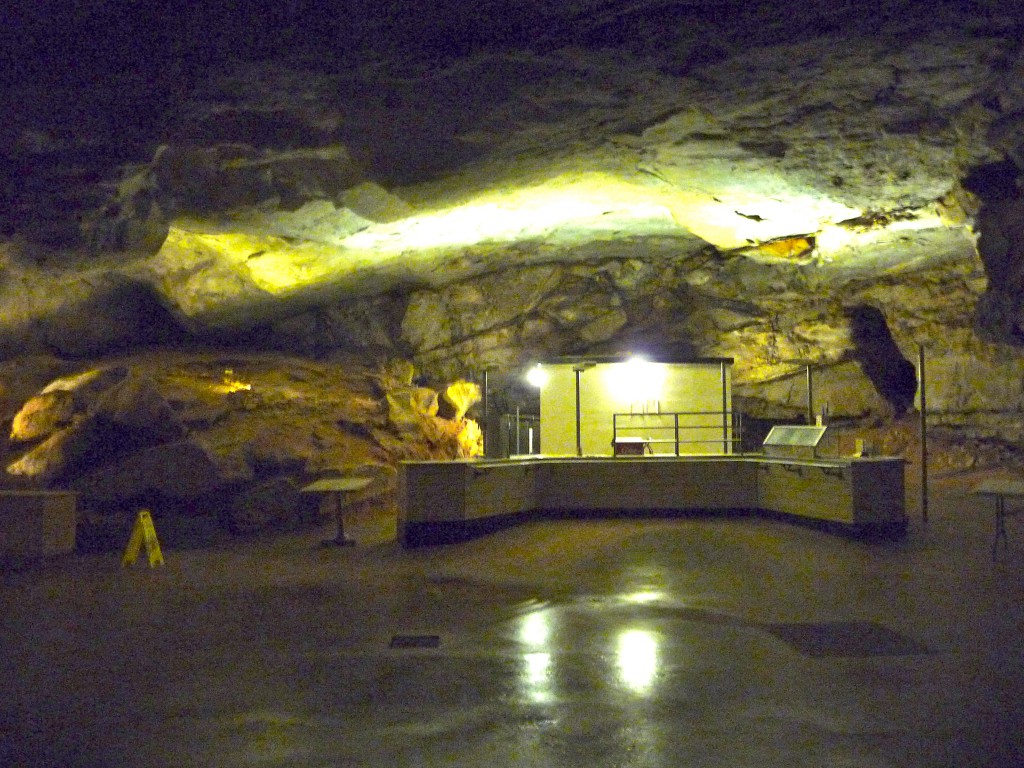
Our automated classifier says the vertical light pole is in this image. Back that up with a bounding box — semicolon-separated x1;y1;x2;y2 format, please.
572;362;595;458
525;364;548;457
574;366;584;457
720;361;730;454
481;368;489;457
918;344;928;525
806;364;814;425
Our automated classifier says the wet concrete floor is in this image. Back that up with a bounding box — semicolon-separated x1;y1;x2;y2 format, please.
2;480;1023;767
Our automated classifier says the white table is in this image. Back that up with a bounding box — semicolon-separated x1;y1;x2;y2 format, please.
971;479;1024;561
301;477;374;547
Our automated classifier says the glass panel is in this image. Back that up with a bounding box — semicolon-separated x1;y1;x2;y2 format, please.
763;425;828;447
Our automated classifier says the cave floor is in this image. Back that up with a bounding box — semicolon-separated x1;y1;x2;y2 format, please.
2;475;1023;768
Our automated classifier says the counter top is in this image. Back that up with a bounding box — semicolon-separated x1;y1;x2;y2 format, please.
404;454;905;469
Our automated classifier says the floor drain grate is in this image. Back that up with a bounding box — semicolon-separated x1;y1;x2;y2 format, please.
765;621;932;657
389;634;441;649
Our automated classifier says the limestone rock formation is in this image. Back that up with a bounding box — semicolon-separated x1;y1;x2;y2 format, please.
441;380;482;421
3;354;481;534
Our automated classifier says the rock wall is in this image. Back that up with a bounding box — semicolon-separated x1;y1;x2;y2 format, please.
3;0;1024;506
2;355;481;538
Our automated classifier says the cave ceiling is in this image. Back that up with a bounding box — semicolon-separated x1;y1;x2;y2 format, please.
1;1;1023;381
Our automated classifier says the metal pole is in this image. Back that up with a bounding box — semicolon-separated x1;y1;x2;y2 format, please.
481;369;489;457
918;344;928;525
721;361;730;454
575;368;583;457
806;365;814;424
515;406;521;456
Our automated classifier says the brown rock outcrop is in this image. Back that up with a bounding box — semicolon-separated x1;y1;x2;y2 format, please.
2;354;481;535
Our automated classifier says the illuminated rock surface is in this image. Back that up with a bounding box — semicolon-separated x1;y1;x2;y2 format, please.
3;0;1024;501
2;354;481;534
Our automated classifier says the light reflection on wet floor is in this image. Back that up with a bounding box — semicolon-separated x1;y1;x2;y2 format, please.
499;592;748;709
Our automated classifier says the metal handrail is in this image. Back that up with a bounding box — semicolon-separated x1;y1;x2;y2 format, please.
613;410;744;455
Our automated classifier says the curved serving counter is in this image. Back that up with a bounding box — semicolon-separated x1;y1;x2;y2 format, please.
398;455;906;546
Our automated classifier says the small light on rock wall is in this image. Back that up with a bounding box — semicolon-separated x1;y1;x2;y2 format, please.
219;369;252;393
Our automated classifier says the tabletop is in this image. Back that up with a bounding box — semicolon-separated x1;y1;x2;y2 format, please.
301;477;374;493
971;479;1024;498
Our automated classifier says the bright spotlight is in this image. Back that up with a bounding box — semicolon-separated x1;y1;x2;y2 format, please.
526;364;548;388
609;356;665;402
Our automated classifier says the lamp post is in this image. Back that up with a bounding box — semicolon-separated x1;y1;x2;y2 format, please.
806;364;814;424
575;367;583;457
525;363;548;457
918;343;928;525
572;362;596;457
481;367;490;458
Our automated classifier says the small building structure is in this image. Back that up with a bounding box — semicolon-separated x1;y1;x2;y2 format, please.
530;356;735;456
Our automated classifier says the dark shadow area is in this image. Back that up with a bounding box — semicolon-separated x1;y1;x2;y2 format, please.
962;159;1024;342
401;511;537;547
844;304;917;417
962;159;1019;202
76;484;324;554
76;503;227;554
755;507;909;541
397;505;905;548
962;159;1021;285
765;620;933;657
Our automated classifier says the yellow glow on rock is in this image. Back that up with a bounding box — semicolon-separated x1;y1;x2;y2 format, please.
158;227;349;295
672;194;857;249
152;167;938;323
748;236;815;262
623;590;663;605
156;172;683;300
343;173;678;252
815;213;950;259
217;369;252;394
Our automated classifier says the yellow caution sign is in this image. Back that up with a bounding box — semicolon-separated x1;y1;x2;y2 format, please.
122;509;165;567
